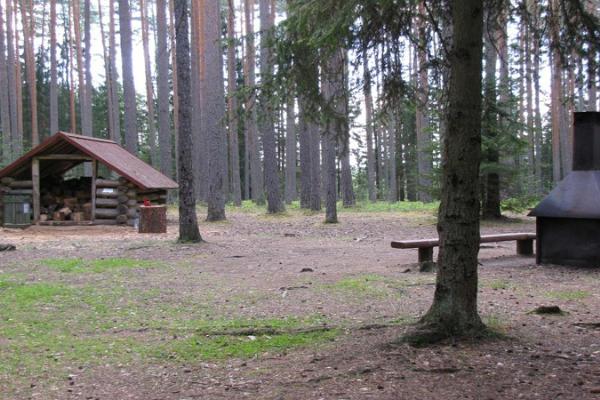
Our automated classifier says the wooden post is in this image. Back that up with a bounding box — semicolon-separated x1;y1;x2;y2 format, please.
91;159;97;221
517;238;534;256
32;158;40;223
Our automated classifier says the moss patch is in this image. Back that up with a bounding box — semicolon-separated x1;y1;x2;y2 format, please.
41;257;159;273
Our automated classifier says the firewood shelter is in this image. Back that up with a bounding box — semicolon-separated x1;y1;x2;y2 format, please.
0;132;178;227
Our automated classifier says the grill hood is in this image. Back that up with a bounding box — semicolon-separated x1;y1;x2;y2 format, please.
529;112;600;219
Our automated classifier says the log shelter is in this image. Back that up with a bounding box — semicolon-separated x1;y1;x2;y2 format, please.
0;132;177;227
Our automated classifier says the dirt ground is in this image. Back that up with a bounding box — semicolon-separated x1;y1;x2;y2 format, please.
0;208;599;400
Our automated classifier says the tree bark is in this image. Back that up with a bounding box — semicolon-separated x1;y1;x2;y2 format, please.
244;0;264;204
284;93;297;203
119;0;138;154
156;0;173;178
49;0;58;135
205;0;228;221
481;5;501;219
141;0;159;166
227;0;242;206
259;0;284;213
0;0;12;162
19;0;38;146
415;0;485;342
5;0;19;157
416;2;432;202
84;0;93;137
108;0;121;142
174;0;202;242
362;49;377;202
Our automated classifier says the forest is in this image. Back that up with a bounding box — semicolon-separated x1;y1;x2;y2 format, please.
0;0;599;399
0;0;597;220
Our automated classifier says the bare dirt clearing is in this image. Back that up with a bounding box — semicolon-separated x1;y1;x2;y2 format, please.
0;207;599;399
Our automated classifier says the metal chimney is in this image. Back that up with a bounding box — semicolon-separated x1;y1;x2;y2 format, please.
530;112;600;267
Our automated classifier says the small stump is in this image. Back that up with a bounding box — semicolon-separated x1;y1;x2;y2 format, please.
138;205;167;234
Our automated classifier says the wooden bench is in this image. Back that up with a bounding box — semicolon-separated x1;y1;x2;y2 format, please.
391;232;536;263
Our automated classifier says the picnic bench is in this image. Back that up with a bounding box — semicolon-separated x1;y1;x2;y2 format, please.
391;232;536;263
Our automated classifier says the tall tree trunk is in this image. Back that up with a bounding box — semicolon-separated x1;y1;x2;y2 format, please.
524;7;535;191
259;0;284;213
481;4;501;219
98;0;113;139
119;0;138;154
0;0;12;162
141;0;159;166
416;2;432;202
244;0;264;204
340;52;355;207
169;0;179;178
191;0;205;201
284;93;297;203
5;0;18;157
156;0;173;178
67;0;77;134
549;0;569;183
322;60;337;223
108;0;121;142
13;0;22;151
49;0;58;135
415;0;485;341
299;94;312;208
227;0;242;206
84;0;93;137
19;0;38;146
174;0;202;242
204;0;228;220
362;49;376;202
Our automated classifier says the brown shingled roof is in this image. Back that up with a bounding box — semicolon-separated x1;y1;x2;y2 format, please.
0;132;178;190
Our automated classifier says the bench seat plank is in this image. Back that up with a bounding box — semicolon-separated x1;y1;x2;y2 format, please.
391;232;535;249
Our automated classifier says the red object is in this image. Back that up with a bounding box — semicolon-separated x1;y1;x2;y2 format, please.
143;199;151;207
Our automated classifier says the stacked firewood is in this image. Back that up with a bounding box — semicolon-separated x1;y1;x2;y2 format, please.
95;177;139;226
39;177;91;222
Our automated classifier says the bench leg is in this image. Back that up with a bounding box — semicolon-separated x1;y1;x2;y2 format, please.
517;239;533;256
418;247;434;263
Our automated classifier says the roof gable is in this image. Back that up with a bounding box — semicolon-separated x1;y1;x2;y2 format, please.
0;132;178;190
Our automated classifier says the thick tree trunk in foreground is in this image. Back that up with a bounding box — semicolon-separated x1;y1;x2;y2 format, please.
205;0;227;221
322;53;338;223
119;0;138;154
414;0;485;342
174;0;202;242
156;0;173;178
259;0;284;213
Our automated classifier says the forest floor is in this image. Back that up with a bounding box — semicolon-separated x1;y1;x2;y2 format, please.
0;203;599;400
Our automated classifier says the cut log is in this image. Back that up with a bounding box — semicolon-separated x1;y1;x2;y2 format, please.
63;197;78;209
126;199;138;207
1;177;14;185
39;214;48;222
126;189;137;198
117;204;129;214
118;177;129;185
94;208;119;219
118;195;129;203
8;189;33;195
72;212;85;222
96;188;119;198
59;207;73;217
96;198;119;208
116;215;128;224
138;205;167;233
9;180;33;188
52;211;64;221
95;179;120;188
